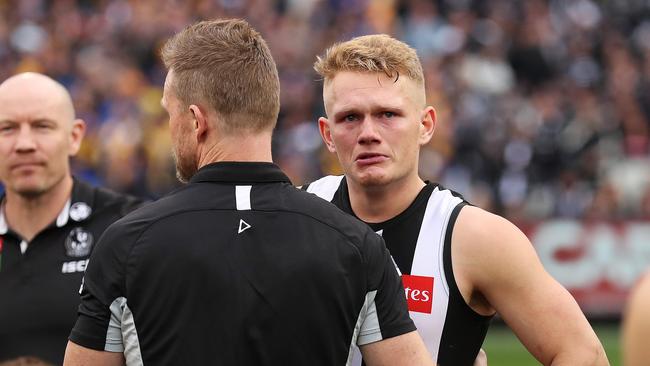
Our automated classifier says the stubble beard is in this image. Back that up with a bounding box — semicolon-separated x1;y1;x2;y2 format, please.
8;170;65;200
172;148;198;184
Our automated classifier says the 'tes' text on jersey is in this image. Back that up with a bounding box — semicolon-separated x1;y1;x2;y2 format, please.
402;274;434;314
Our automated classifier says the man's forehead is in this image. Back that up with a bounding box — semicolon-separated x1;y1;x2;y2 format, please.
0;91;73;124
323;71;424;110
324;73;402;100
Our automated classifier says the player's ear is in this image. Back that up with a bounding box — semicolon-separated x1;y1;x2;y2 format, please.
418;106;436;146
318;117;336;153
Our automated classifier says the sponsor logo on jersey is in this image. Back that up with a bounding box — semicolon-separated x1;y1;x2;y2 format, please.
62;259;89;274
402;274;434;314
69;202;92;221
64;227;94;257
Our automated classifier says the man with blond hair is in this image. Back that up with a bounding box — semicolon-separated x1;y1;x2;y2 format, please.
0;73;142;364
305;34;609;365
63;20;433;365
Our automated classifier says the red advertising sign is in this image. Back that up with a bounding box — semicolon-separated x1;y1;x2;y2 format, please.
525;220;650;316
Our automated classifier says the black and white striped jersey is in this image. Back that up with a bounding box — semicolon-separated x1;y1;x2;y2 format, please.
69;162;415;365
304;175;493;366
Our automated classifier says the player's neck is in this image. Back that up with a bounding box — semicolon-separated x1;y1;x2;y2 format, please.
3;175;73;242
199;131;273;165
347;174;426;224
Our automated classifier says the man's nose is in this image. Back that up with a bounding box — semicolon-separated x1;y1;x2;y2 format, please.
357;118;381;145
15;125;37;152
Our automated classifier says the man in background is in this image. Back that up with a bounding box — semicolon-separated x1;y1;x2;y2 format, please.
305;34;608;366
63;19;432;365
0;73;142;364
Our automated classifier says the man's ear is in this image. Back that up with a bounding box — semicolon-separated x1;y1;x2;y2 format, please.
318;117;336;153
189;104;208;141
418;106;436;146
68;118;86;156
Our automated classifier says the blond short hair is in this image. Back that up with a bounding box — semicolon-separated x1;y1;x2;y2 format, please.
161;19;280;133
314;34;424;86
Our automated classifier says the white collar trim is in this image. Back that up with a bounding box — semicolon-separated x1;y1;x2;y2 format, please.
0;197;71;234
0;201;7;235
56;199;72;227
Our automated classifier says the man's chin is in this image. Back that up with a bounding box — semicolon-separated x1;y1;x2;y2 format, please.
12;184;48;198
354;171;390;187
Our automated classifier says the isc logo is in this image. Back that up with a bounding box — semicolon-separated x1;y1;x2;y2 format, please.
401;274;434;314
61;259;89;274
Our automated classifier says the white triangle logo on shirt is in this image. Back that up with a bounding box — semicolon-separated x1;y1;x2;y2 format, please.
238;219;251;234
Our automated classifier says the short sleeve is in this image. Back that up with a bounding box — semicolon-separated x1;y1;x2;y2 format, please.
357;230;415;345
68;220;132;351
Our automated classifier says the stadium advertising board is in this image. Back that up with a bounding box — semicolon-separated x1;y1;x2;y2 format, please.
525;220;650;317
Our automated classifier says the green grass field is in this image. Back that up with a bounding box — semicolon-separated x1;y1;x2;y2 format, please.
483;323;620;365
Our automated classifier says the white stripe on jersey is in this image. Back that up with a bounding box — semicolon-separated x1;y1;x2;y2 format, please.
235;185;252;210
409;187;462;361
305;175;343;201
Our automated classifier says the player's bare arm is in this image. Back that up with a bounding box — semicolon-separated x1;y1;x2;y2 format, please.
473;348;487;366
63;341;124;366
360;331;434;366
622;272;650;366
453;205;608;366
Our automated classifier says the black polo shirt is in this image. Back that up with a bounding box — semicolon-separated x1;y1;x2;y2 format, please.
69;162;415;365
0;179;143;364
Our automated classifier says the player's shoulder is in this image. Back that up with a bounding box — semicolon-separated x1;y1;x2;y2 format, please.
456;205;509;233
455;205;527;246
428;182;467;203
453;205;537;278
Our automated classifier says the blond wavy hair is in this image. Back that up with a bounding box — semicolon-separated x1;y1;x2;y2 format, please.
314;34;424;87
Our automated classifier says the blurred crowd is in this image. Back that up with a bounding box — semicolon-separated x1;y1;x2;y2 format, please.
1;0;650;221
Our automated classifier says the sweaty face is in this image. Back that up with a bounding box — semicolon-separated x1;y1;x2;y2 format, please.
162;71;198;183
0;80;81;198
319;71;430;188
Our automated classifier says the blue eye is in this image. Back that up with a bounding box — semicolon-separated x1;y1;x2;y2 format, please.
383;111;395;118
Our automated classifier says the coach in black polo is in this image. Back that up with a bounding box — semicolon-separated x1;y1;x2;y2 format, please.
0;178;141;363
0;73;143;365
64;19;432;366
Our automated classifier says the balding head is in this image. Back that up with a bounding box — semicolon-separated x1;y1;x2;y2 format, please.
0;72;85;198
0;72;76;128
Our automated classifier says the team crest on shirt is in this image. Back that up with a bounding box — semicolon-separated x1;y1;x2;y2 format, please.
64;227;94;257
69;202;92;221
